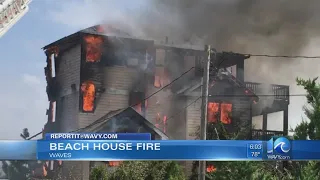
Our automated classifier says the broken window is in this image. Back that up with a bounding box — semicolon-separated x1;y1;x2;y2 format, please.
84;35;103;62
207;102;232;124
81;81;96;112
129;91;146;115
155;113;168;133
154;67;165;88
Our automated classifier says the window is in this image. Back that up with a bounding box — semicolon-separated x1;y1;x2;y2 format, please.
155;49;165;66
129;92;146;115
80;81;96;112
84;35;103;62
207;102;232;124
154;67;164;88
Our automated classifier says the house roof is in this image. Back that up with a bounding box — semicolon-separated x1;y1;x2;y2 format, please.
177;69;259;102
78;107;169;140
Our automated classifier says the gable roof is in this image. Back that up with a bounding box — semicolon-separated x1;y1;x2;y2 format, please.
177;69;259;102
79;107;169;140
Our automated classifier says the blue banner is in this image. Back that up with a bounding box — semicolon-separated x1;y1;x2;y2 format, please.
45;133;151;140
37;140;259;160
0;141;37;160
1;138;320;161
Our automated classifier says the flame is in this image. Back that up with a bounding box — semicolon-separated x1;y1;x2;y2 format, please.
221;103;232;124
163;116;167;133
154;76;161;88
135;103;142;113
81;81;96;112
154;67;166;88
84;35;103;62
208;102;219;123
43;165;47;177
206;165;216;173
109;161;121;167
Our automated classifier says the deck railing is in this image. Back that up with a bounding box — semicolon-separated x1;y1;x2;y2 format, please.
251;129;285;140
245;82;290;103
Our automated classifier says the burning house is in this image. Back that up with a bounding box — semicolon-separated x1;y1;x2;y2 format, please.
39;24;289;179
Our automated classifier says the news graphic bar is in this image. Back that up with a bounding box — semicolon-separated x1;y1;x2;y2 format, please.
0;141;37;160
37;140;260;161
45;133;151;140
2;138;320;160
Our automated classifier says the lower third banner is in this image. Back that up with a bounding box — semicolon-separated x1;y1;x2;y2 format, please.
37;140;259;161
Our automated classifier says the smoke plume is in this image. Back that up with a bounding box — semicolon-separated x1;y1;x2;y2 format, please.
73;0;320;130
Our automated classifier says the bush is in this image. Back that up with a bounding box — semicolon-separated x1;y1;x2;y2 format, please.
90;161;185;180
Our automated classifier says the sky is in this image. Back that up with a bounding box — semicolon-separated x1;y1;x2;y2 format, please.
0;0;319;140
0;0;147;140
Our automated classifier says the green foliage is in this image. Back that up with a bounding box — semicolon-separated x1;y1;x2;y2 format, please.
90;165;108;180
90;161;185;180
295;77;320;140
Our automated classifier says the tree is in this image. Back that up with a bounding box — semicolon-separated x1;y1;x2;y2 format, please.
2;161;31;180
284;77;320;178
90;161;185;180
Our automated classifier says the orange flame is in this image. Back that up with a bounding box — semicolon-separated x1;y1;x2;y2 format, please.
81;81;96;112
154;76;161;88
163;116;167;133
84;35;103;62
109;161;122;167
43;165;47;177
208;102;219;123
221;103;232;124
206;165;216;173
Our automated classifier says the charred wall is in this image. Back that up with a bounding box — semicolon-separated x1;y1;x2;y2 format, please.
78;35;154;128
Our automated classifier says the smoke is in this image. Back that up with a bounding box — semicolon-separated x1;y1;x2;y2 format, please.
62;0;320;130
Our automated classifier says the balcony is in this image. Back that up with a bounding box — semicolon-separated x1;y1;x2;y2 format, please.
251;129;284;140
245;82;290;104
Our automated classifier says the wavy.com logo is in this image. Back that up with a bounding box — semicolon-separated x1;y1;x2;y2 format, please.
266;137;291;160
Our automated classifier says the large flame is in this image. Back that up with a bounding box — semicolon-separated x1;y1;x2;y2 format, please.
81;81;96;112
208;102;219;123
84;35;103;62
221;103;232;124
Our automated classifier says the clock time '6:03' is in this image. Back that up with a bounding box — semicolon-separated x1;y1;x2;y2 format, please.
249;143;262;150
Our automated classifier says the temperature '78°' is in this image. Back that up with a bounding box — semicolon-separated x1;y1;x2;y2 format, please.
251;152;261;157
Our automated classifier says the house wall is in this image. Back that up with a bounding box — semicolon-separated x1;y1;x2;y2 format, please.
55;44;81;133
78;66;138;128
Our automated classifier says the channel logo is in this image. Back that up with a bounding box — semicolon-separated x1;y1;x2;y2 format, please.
266;137;291;160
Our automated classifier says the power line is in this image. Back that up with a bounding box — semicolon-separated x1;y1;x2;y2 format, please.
246;54;320;59
207;94;307;97
30;67;196;137
165;96;202;123
130;67;195;108
71;67;196;133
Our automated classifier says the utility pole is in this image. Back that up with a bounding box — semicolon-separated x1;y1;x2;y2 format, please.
199;45;211;180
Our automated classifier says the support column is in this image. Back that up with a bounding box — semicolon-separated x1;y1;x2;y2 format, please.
283;107;289;136
236;60;244;83
262;112;268;140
